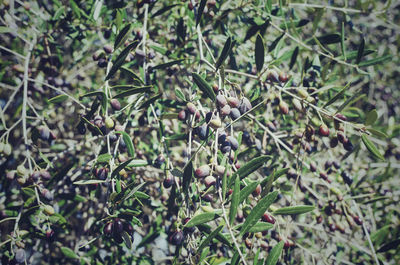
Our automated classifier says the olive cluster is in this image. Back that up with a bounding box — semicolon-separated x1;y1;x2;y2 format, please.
103;218;134;244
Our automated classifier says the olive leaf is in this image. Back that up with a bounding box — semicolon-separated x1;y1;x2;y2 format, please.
265;241;284;265
361;134;385;161
273;205;315;215
255;34;265;72
192;72;216;101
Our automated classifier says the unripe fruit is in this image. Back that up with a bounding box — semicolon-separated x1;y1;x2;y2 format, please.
41;189;54;201
169;231;184;245
279;101;289;115
195;165;210;178
212;83;219;93
204;175;216;187
227;136;238;150
186;102;197;114
105;117;115;129
215;165;228;176
252;184;262;197
178;110;187;121
209;118;222;129
40;169;51;180
319;124;330;137
230;108;240;120
44;205;55;215
279;71;288;83
216;95;227;108
298;88;309;99
292;98;303;112
3;143;11;156
220;104;231;116
239;97;252;114
110;99;121;110
227;97;240;108
104;222;113;236
17;165;28;176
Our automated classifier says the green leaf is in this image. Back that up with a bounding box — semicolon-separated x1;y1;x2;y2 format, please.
81;117;103;136
365;109;378;126
48;94;68;103
79;90;105;100
175;87;186;102
0;26;12;33
307;34;341;45
356;36;365;64
73;179;106;185
182;161;193;196
265;241;284;265
341;22;346;60
93;0;102;21
229;155;271;186
106;41;139;80
358;54;391;67
268;32;284;53
323;82;351;107
289;47;299;70
97;153;112;163
229;175;240;224
255;34;265;72
114;86;152;99
114;24;133;50
184;211;221;228
377;239;400;253
120;67;144;84
139;93;162;109
69;0;82;19
192;73;216;101
361;134;385;161
235;222;274;233
111;158;134;178
122;231;132;248
151;4;179;18
60;247;78;259
239;181;259;204
197;225;223;254
127;160;148;167
273;205;315;215
153;59;184;70
115;131;135;157
216;36;232;70
197;224;232;248
196;0;207;26
367;128;388;138
239;190;278;237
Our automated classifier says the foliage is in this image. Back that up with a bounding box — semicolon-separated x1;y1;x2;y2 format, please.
0;0;399;264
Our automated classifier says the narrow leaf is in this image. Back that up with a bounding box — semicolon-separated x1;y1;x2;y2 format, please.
359;54;391;67
289;47;299;70
255;34;265;72
184;211;221;227
196;0;207;26
367;128;388;138
192;73;216;101
323;82;351;107
121;231;132;248
60;247;79;259
268;32;284;53
79;90;105;100
120;67;144;84
115;131;135;157
229;155;271;186
111;158;134;178
361;134;385;161
151;4;179;18
235;222;274;233
114;24;132;50
153;59;184;70
239;181;259;204
197;225;223;254
341;22;346;60
182;161;193;196
356;37;365;64
229;175;240;224
365;109;378;126
239;190;278;237
73;179;106;185
307;34;341;45
97;153;112;163
377;239;400;253
273;205;315;215
106;41;139;80
139;93;162;109
48;94;68;103
114;86;152;98
175;87;186;101
265;241;284;265
215;36;232;70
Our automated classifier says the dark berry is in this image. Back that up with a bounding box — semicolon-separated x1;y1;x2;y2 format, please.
343;140;354;152
113;218;124;234
169;231;184;245
104;222;113;235
195;165;210;178
319;124;330;137
262;213;275;224
163;176;174;188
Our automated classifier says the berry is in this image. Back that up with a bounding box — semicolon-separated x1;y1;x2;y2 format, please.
105;117;115;129
319;124;330;137
186;102;197;114
227;97;240;108
221;141;231;153
15;249;26;263
262;213;275;224
113;218;124;234
178;110;187;121
343;140;354;152
220;104;231;116
169;231;184;245
103;44;113;54
216;95;227;108
195;165;210;178
230;108;240;120
330;137;338;148
204;175;216;187
110;99;121;110
104;222;113;236
279;71;288;83
227;136;239;150
163;176;174;188
337;131;346;143
239;97;252;114
353;215;363;226
209;118;222;129
266;69;279;82
279;101;289;114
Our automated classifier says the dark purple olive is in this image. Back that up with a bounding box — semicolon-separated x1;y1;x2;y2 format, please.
104;222;113;236
343;140;354;151
230;108;241;120
110;99;121;110
113;218;124;234
227;136;239;150
183;218;195;234
169;231;184;245
163;176;174;188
